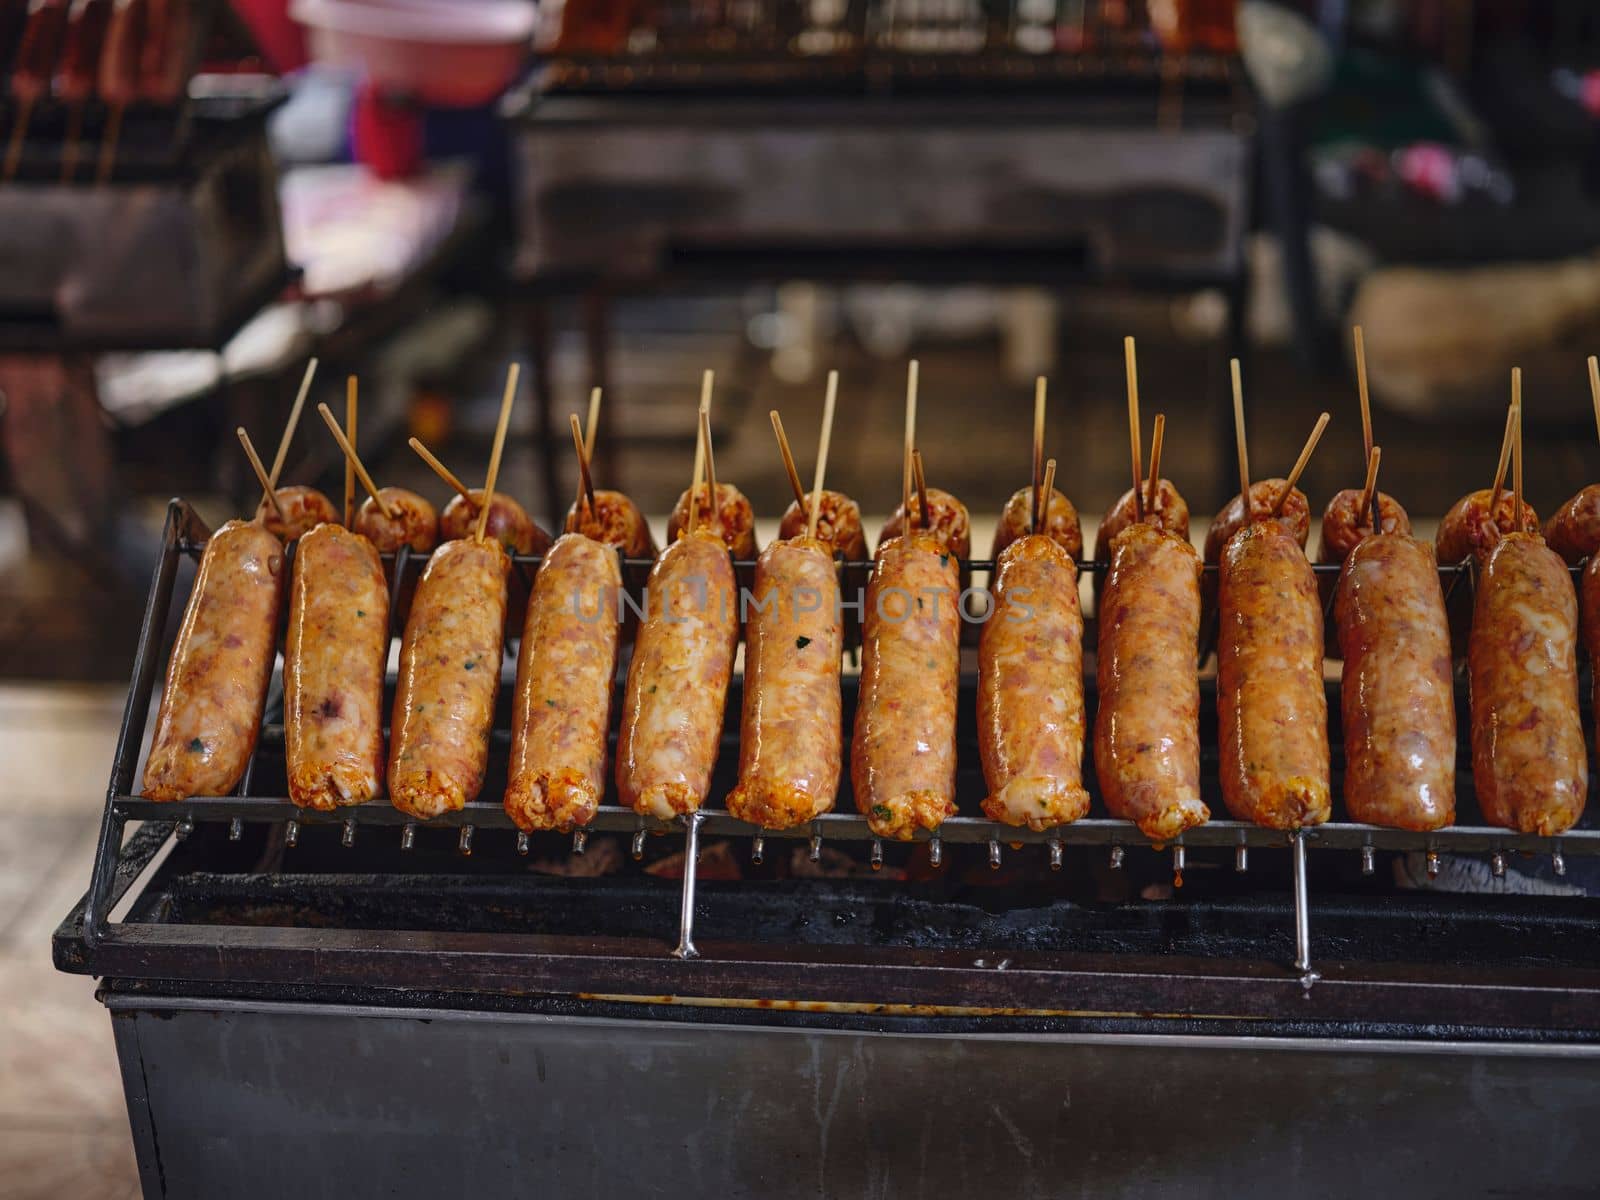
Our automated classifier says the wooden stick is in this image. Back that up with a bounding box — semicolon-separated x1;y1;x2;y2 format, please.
700;406;719;525
1040;458;1057;524
689;404;706;536
574;386;603;515
317;403;393;518
690;370;713;524
1487;401;1517;529
807;371;838;542
3;94;35;183
95;101;123;186
1230;357;1251;511
343;376;358;527
569;413;596;518
1513;373;1524;534
1146;413;1166;516
475;364;519;544
1032;376;1047;536
1125;336;1144;524
902;360;919;520
1353;325;1373;466
912;450;930;533
236;428;285;521
263;359;319;513
1357;445;1381;533
1271;411;1331;517
409;437;473;502
1589;355;1600;448
770;410;808;509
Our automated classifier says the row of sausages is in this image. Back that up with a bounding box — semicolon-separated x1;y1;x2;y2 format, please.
3;0;190;110
140;465;1600;844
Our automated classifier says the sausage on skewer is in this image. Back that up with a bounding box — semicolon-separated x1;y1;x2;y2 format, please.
1217;520;1330;828
353;487;438;555
990;486;1082;562
505;532;622;831
565;489;656;560
1091;479;1189;560
388;538;509;818
439;488;551;556
852;529;961;840
978;533;1090;830
283;523;389;810
877;486;970;562
1335;533;1455;830
141;519;283;801
1435;488;1538;566
1470;531;1587;836
1095;521;1208;839
666;481;757;560
256;484;339;543
725;536;843;829
1543;483;1600;565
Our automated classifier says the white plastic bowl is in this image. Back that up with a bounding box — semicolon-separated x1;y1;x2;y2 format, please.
290;0;537;107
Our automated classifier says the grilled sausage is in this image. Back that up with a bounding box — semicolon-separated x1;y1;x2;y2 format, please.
1469;532;1587;835
505;533;622;831
777;490;867;563
137;0;185;103
95;0;144;105
1090;479;1190;561
9;0;70;103
1202;479;1309;619
852;530;961;840
877;486;971;562
439;489;550;556
255;485;339;543
725;537;843;829
141;519;283;801
1318;490;1410;569
565;488;657;560
978;534;1090;830
666;481;758;560
1217;521;1330;828
1203;479;1310;565
1435;488;1539;565
1095;522;1208;840
616;528;739;818
283;523;388;810
990;486;1083;562
388;538;509;818
53;0;111;101
353;487;438;555
1335;534;1455;830
1544;483;1600;565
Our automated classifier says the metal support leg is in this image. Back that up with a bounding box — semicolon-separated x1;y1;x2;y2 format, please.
673;811;706;960
1292;832;1316;983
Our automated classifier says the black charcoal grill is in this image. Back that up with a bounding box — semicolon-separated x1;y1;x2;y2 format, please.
51;498;1600;1199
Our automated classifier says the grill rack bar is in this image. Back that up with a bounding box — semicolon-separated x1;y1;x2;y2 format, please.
77;500;1588;999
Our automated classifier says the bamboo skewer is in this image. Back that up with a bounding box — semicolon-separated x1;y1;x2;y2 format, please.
691;371;714;527
1588;356;1600;448
1040;458;1057;524
574;386;603;516
902;360;919;520
806;371;838;542
1230;358;1251;511
1513;379;1524;535
475;364;519;544
1357;445;1382;533
1353;325;1374;466
342;377;358;527
688;406;706;537
1487;400;1518;533
1271;411;1331;517
770;410;808;509
94;101;122;185
569;413;596;519
1032;376;1047;536
236;428;285;521
262;359;319;514
1125;336;1144;524
317;404;393;518
408;438;474;503
912;450;930;534
1146;413;1165;517
700;406;719;529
